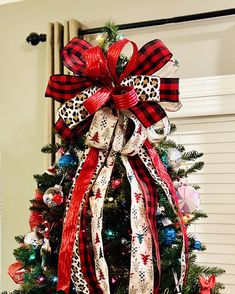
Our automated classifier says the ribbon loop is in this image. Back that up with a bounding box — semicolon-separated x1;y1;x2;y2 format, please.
62;38;92;76
86;108;118;150
112;86;138;109
107;38;138;84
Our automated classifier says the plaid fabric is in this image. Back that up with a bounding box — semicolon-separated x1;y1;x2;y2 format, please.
79;195;103;293
160;78;179;102
45;75;93;102
130;101;167;128
62;37;92;76
129;155;161;293
55;116;92;143
130;39;172;76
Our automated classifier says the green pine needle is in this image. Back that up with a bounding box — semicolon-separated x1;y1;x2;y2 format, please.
182;150;203;161
185;161;204;175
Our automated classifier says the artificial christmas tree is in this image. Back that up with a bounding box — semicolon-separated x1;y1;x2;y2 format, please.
6;22;225;294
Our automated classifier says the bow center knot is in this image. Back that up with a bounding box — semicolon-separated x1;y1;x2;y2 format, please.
111;85;138;109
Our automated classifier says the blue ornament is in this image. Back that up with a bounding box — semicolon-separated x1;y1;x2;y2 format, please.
161;151;168;168
193;240;202;250
164;228;176;245
58;153;77;168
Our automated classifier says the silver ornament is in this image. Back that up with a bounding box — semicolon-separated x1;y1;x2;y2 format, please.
24;230;43;247
43;185;63;208
167;148;182;170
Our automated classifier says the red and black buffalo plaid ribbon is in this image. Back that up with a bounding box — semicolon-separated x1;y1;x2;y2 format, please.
55;116;92;143
130;39;172;76
79;195;103;293
129;155;161;294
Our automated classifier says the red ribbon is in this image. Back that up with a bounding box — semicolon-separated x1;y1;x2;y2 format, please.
57;147;99;293
82;38;139;114
144;140;188;282
199;275;216;294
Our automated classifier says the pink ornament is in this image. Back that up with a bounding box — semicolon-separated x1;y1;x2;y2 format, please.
177;182;200;213
111;179;122;189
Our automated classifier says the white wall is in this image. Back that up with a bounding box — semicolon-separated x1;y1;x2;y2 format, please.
0;0;235;291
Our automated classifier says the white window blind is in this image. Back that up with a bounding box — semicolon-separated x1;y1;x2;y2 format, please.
170;114;235;294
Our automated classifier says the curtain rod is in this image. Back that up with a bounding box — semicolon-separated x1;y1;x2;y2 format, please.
78;8;235;36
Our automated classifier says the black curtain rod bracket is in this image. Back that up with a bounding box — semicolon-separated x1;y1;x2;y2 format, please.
26;32;47;46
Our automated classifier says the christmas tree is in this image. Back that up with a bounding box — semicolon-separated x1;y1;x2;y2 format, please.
6;22;225;294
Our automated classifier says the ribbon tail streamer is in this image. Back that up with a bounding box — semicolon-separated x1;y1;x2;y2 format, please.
57;147;99;294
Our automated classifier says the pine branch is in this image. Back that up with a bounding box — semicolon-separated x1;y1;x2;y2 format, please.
158;139;185;152
41;143;62;154
185;161;204;176
15;235;25;244
182;150;203;161
154;123;177;135
192;184;201;190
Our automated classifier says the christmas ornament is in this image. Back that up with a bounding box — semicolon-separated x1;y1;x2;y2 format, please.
24;229;43;246
161;217;173;227
199;275;215;294
163;228;176;245
111;178;122;189
161;151;168;168
43;185;63;208
192;240;202;250
8;262;29;284
58;152;77;168
29;211;43;230
177;180;200;213
34;189;43;201
167;148;182;170
157;206;165;215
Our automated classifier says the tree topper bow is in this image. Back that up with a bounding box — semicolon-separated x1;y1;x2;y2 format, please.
46;37;181;144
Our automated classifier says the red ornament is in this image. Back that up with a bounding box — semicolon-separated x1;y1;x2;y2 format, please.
29;211;44;230
199;275;215;294
52;193;63;205
8;262;29;284
34;189;43;201
111;178;122;189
